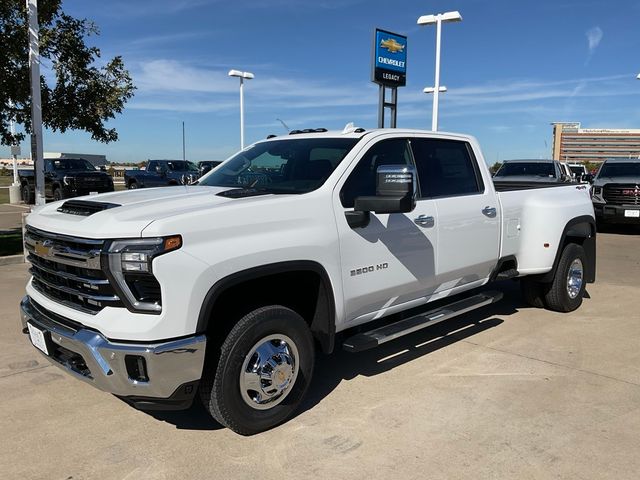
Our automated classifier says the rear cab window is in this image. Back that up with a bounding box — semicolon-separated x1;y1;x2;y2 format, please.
410;138;484;198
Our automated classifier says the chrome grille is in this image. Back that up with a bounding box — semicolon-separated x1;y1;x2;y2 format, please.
603;184;640;206
25;226;122;314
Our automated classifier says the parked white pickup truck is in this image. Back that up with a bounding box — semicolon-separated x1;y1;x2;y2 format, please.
20;128;596;435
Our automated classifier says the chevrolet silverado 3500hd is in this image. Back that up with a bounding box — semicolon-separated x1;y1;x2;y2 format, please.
20;128;596;435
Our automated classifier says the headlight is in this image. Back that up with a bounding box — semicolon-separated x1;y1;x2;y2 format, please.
105;236;182;313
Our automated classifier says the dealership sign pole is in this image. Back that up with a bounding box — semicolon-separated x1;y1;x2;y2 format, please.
26;0;45;205
372;29;407;128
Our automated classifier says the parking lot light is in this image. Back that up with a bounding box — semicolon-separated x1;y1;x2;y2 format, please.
228;70;255;149
417;10;462;131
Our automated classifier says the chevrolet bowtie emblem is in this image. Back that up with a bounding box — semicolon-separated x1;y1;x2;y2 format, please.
34;240;53;257
380;38;405;53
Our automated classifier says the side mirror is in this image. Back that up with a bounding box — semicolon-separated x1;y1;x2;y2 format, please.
583;174;594;183
99;165;107;172
346;165;417;228
355;165;416;214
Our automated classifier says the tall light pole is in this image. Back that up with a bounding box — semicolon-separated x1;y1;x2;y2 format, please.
182;121;186;161
228;70;254;149
417;11;462;131
27;0;45;205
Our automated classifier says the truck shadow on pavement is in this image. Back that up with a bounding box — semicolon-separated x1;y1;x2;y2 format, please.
145;280;557;431
596;223;640;235
145;398;225;431
297;280;525;418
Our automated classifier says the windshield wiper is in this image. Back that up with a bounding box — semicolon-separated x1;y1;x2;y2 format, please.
215;186;297;198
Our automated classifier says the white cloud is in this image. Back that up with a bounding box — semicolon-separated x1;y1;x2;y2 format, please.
586;26;603;53
129;59;378;112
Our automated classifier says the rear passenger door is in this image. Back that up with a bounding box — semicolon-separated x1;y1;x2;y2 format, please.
410;137;500;291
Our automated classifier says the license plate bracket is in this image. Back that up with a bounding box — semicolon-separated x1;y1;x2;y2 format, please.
27;322;50;356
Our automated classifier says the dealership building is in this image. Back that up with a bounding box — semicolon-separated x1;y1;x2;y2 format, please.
552;122;640;164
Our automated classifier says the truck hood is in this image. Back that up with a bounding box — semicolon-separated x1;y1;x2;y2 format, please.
593;176;640;187
26;185;252;239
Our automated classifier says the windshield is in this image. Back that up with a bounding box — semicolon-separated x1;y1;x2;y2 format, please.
598;162;640;178
495;162;556;178
52;159;96;171
199;137;359;193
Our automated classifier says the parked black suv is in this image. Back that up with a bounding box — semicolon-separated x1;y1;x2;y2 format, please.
591;158;640;224
19;158;114;204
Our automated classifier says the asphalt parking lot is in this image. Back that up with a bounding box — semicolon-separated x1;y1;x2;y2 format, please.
1;231;639;479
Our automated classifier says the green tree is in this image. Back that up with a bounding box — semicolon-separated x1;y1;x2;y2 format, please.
489;162;503;175
0;0;135;146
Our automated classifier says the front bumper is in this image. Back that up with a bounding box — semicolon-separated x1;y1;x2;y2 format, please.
593;203;640;223
20;296;206;409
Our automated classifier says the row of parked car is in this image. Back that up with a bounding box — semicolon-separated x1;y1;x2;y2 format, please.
123;160;221;189
18;155;640;227
493;159;592;184
492;158;640;225
18;159;221;202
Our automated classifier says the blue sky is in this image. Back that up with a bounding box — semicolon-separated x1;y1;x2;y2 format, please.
4;0;640;164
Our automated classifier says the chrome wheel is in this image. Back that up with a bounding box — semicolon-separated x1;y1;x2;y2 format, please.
566;258;584;299
239;334;299;410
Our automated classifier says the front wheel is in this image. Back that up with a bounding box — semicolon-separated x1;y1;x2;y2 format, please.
543;243;587;312
53;188;64;201
199;305;315;435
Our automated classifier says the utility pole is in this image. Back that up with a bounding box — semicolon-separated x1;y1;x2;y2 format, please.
8;107;21;204
27;0;45;205
182;121;186;161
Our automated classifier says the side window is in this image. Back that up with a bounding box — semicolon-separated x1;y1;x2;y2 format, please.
411;139;483;198
44;160;53;172
147;161;156;172
340;138;412;208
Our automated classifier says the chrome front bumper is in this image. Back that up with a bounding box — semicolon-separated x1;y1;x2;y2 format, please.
20;296;206;401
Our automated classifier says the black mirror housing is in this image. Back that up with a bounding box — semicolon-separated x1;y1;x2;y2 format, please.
354;165;416;214
355;195;415;214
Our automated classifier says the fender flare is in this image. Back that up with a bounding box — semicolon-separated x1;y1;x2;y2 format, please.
196;260;337;354
538;215;596;284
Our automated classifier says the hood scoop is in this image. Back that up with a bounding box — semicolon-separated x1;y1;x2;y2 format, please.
57;199;121;216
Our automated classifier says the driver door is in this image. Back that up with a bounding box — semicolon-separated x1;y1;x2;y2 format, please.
334;137;439;328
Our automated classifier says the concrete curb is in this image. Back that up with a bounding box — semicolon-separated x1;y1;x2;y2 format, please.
0;254;25;266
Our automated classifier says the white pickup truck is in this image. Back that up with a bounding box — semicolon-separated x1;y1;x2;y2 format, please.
20;128;596;435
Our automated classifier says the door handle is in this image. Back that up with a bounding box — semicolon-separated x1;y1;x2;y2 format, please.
482;206;497;218
414;215;435;228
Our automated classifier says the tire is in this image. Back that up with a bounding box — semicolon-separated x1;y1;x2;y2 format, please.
53;188;63;201
21;184;32;204
199;305;315;435
520;277;546;308
543;243;587;312
128;181;138;189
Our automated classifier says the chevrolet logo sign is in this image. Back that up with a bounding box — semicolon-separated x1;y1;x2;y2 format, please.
380;38;405;53
34;240;53;257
